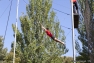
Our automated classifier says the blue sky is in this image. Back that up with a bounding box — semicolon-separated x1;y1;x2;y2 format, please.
0;0;81;57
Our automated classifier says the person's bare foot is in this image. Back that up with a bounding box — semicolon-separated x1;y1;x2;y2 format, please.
61;42;65;45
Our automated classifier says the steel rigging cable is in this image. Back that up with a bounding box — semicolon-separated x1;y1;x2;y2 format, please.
0;3;10;18
3;0;13;43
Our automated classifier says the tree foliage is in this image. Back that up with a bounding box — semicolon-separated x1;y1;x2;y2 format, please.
77;0;94;63
0;36;7;63
76;20;90;63
11;0;68;63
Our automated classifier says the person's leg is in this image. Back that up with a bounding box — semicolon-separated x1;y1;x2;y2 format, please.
73;2;76;13
51;35;64;44
74;2;78;13
54;38;64;44
51;36;66;48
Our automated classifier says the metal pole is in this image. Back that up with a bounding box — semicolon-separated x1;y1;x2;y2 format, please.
70;0;76;63
13;0;19;63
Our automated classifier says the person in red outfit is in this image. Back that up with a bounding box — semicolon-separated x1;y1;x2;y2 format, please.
72;0;78;13
41;24;64;45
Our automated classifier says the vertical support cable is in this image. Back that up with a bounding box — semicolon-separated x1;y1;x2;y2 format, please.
70;0;76;63
13;0;20;63
3;0;13;44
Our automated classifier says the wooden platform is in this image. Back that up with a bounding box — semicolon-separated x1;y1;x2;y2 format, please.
74;13;79;28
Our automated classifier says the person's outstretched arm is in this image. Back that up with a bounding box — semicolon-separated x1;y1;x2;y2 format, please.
40;23;47;31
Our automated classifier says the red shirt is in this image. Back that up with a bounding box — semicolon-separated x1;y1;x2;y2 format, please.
45;30;53;37
72;0;76;2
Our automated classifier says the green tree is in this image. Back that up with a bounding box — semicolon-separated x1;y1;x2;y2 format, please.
0;36;7;63
62;56;73;63
76;19;90;63
75;1;90;63
0;36;20;63
77;0;94;63
12;0;68;63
